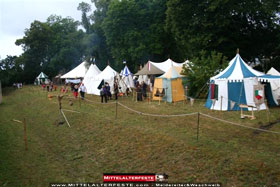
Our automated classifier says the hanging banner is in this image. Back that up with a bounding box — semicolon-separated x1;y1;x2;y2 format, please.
210;84;218;100
253;84;265;106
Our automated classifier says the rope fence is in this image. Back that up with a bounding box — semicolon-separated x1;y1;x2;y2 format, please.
40;87;280;136
200;113;280;134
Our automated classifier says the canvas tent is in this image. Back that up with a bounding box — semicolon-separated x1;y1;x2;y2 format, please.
152;66;186;103
135;58;188;75
119;65;135;92
35;72;49;85
205;53;280;111
150;58;188;73
85;65;118;95
82;64;101;94
61;61;89;79
266;67;280;105
135;62;164;75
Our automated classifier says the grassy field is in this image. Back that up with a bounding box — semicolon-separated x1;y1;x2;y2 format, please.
0;85;280;187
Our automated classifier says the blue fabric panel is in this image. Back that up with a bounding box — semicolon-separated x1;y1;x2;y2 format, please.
217;57;237;79
205;80;214;109
259;75;280;79
265;83;277;107
239;56;256;78
228;81;247;111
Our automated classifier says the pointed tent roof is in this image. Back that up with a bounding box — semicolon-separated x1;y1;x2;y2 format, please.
160;66;183;79
150;58;188;73
61;61;89;79
95;65;118;80
120;65;133;76
84;64;101;79
211;54;264;81
37;72;48;79
135;62;164;75
267;67;280;76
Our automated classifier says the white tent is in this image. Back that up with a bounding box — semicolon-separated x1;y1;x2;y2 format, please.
35;72;49;85
150;58;188;73
83;64;101;94
61;61;89;79
267;67;280;104
86;65;118;95
119;65;135;93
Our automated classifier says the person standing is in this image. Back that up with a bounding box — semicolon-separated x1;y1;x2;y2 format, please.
73;84;79;99
101;85;108;103
79;83;86;100
106;83;112;100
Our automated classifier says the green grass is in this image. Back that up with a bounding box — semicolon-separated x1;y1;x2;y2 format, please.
0;85;280;186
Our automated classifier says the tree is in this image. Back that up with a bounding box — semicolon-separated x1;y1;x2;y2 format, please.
78;2;92;33
182;51;228;97
15;15;86;83
166;0;280;69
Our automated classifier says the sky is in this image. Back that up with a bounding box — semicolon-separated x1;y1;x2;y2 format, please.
0;0;93;60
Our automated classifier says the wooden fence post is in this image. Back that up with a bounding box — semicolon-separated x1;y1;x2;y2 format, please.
197;112;200;141
23;118;28;151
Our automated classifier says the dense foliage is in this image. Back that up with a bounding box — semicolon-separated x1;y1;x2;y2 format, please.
0;0;279;88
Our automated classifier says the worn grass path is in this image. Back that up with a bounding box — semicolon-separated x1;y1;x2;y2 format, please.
0;85;280;186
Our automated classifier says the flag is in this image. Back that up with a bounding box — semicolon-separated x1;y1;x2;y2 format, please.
147;62;151;71
255;90;263;100
253;84;265;105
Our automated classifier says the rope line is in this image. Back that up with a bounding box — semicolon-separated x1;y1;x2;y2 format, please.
117;102;198;117
200;113;280;134
84;98;116;105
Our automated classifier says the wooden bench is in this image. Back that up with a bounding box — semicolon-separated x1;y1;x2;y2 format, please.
239;104;256;120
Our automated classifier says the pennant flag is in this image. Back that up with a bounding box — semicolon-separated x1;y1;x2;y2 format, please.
230;100;236;110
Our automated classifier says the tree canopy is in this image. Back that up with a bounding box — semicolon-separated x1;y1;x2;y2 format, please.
1;0;279;88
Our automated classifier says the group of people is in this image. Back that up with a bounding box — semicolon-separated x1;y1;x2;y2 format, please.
135;81;148;101
100;82;113;103
13;83;23;89
42;82;56;92
60;83;87;100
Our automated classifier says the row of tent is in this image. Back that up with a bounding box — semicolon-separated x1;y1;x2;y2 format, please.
58;59;189;101
36;53;280;111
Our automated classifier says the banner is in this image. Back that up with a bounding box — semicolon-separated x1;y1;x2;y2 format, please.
253;84;264;106
210;84;218;100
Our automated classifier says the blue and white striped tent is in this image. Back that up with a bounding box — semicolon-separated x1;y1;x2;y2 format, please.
119;65;135;93
205;53;280;110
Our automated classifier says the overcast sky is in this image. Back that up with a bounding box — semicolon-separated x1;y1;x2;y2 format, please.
0;0;93;60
